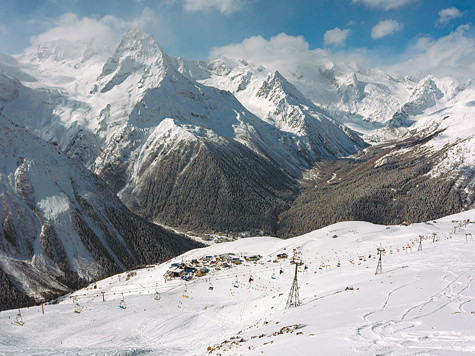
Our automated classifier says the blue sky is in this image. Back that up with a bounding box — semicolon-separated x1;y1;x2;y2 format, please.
0;0;473;73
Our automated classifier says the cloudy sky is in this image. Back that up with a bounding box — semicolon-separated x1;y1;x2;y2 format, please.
0;0;473;77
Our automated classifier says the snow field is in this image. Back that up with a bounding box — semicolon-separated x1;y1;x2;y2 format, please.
1;212;475;355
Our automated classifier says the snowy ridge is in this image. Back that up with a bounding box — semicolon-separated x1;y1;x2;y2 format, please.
388;76;444;128
372;77;475;184
1;209;474;355
4;25;472;185
181;57;366;162
0;118;111;296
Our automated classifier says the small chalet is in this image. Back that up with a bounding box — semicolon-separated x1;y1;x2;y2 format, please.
245;255;261;262
165;266;184;278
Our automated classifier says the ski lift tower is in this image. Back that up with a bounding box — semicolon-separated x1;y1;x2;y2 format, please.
375;247;385;275
286;263;301;309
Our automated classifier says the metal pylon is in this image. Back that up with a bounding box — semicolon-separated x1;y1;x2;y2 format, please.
375;247;385;275
286;263;301;308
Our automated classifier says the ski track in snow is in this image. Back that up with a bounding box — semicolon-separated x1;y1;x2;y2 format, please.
353;236;475;355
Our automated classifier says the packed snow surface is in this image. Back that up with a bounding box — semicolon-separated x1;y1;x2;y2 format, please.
1;210;475;355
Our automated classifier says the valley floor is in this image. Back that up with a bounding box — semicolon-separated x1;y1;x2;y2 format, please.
1;211;475;355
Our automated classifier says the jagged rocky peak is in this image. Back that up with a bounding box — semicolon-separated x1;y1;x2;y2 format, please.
97;25;173;93
336;72;365;104
257;70;300;101
408;76;443;101
202;56;248;76
389;76;444;128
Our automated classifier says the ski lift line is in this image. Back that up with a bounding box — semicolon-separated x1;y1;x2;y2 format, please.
118;252;368;290
59;231;461;303
13;240;465;320
14;238;464;326
68;278;187;299
68;246;394;300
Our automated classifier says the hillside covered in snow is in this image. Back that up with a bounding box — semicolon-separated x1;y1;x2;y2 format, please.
1;209;474;355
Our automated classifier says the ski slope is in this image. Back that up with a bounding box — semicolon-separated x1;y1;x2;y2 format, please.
1;210;475;355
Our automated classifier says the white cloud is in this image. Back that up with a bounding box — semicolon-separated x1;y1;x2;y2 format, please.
0;23;6;34
210;32;368;91
437;7;463;25
352;0;414;10
133;7;159;27
210;24;475;85
210;33;322;74
387;25;475;79
183;0;249;14
24;9;159;56
28;13;128;51
371;20;402;39
324;28;350;47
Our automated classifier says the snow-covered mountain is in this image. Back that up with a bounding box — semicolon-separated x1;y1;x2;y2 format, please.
1;25;474;238
0;26;366;236
177;57;366;161
0;117;202;310
216;52;473;145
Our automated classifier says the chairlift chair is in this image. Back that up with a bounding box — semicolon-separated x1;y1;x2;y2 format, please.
74;303;82;314
154;286;161;300
119;293;127;309
208;282;214;291
15;310;24;326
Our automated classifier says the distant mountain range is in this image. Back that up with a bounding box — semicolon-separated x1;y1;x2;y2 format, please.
0;26;474;308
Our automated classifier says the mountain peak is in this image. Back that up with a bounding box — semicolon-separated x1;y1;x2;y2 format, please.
119;24;161;53
96;26;173;93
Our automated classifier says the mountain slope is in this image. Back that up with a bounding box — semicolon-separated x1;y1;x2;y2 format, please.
1;209;474;355
0;117;203;310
